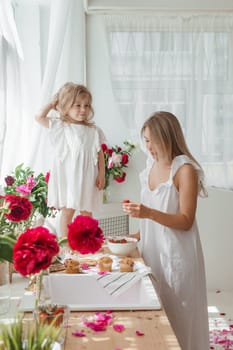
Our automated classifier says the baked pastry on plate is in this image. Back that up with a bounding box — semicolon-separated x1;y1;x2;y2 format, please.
119;257;134;272
64;258;80;274
97;256;113;272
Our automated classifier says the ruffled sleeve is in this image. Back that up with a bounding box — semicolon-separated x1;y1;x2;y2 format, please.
171;155;207;197
96;126;107;145
92;126;107;165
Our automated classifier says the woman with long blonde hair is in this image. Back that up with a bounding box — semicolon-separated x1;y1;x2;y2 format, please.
123;111;209;349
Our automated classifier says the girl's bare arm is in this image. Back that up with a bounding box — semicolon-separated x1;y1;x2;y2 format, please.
35;96;58;128
96;149;106;190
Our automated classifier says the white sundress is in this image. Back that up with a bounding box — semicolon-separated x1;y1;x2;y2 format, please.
139;155;210;350
47;118;106;212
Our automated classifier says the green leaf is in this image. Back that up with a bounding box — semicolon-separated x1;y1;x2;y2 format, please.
0;238;14;262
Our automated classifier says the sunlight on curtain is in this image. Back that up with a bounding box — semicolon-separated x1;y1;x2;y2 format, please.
104;14;233;189
0;0;85;180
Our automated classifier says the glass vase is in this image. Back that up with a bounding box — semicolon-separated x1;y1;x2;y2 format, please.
35;269;51;307
103;188;111;204
0;261;11;315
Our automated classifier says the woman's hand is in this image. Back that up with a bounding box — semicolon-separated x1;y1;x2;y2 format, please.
122;201;151;219
128;231;140;241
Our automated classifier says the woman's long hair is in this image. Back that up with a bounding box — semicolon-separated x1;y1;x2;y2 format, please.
141;111;207;196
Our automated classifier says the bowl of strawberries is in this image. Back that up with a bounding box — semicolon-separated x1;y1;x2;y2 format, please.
107;236;138;256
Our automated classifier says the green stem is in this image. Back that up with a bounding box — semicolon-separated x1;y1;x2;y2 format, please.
0;235;16;244
35;271;43;308
58;237;68;246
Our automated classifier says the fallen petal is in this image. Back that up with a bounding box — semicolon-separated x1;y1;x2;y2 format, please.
135;330;145;336
72;330;85;337
81;263;90;270
113;324;125;333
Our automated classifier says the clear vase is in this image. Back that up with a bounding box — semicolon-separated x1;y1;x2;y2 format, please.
0;261;11;315
35;269;51;307
103;188;110;204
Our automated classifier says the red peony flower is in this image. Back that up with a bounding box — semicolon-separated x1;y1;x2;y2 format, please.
13;226;59;276
67;215;104;254
121;153;129;165
4;194;32;222
4;175;15;186
45;171;50;183
114;172;126;183
101;143;108;152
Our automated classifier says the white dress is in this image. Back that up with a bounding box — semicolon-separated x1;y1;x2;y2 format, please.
47;118;106;212
139;155;209;350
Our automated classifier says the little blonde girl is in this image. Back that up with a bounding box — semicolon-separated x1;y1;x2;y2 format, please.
35;82;106;237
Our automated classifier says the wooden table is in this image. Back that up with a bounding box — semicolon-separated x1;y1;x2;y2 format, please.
23;308;180;349
61;309;181;350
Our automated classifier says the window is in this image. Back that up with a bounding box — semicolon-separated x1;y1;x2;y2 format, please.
105;15;233;189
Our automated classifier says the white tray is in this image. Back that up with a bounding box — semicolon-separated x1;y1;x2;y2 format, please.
19;274;161;312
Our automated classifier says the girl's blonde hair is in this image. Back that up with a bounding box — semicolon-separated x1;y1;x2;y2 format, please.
141;111;207;196
55;82;94;125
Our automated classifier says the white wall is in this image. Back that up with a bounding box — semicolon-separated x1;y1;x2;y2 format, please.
87;14;233;292
197;188;233;291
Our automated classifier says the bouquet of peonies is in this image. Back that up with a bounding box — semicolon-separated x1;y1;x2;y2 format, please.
101;140;135;190
3;163;56;219
0;163;57;262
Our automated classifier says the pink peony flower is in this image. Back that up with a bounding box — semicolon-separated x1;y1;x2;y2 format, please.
16;184;32;195
111;152;122;166
26;175;36;189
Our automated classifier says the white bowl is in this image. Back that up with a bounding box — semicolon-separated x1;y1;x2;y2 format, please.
106;236;138;256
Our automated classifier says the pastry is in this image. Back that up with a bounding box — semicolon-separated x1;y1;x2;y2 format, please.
64;258;80;274
98;256;113;272
119;257;134;272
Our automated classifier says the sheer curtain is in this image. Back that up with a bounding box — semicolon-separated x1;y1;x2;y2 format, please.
0;0;86;179
104;14;233;189
0;0;23;177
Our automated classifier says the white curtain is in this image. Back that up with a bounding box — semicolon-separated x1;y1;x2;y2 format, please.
0;0;86;179
0;0;23;177
104;14;233;189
